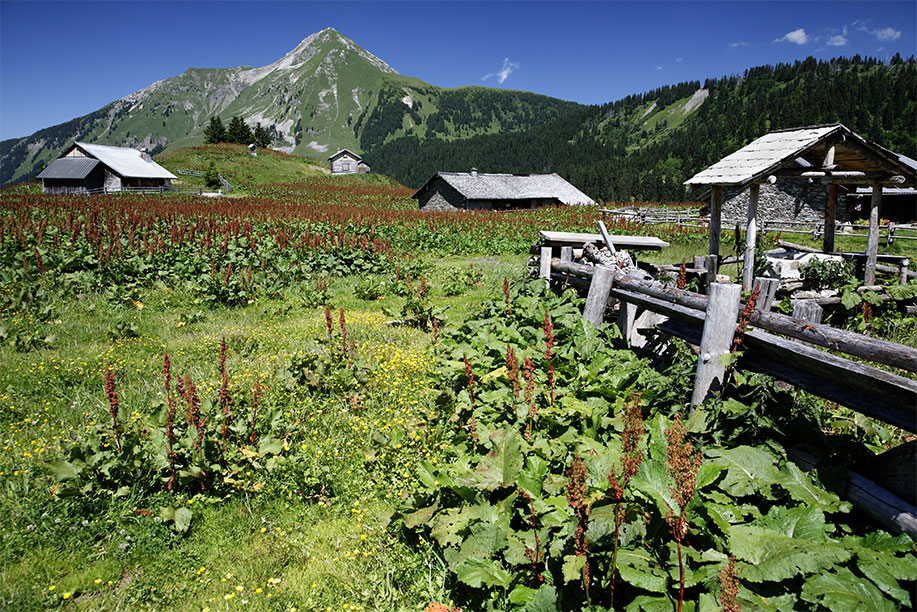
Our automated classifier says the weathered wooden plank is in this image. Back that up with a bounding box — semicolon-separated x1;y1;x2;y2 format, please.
754;277;779;311
865;185;882;285
744;185;759;291
692;283;742;405
539;247;552;281
617;302;638;346
582;265;615;326
560;246;574;262
740;328;917;432
824;183;837;253
538;231;669;250
791;300;823;324
710;185;723;256
596;220;617;254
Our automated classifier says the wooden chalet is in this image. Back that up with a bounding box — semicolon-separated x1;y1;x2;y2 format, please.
413;170;596;211
685;124;917;288
37;142;176;195
328;149;370;175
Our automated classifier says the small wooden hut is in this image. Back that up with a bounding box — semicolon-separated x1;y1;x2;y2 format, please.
685;124;917;288
328;149;370;175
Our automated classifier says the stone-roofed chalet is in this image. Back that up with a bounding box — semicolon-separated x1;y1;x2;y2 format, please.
37;142;176;195
413;170;596;211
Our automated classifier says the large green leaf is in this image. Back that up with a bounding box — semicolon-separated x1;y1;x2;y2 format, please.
473;427;524;490
562;554;586;584
776;461;850;512
801;567;896;612
624;595;675;612
632;458;677;517
173;507;192;534
753;505;827;539
846;532;917;606
429;505;474;547
706;446;780;498
616;548;669;593
453;557;512;589
728;524;851;582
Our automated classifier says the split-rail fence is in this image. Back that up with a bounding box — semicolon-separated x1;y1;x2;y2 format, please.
536;235;917;538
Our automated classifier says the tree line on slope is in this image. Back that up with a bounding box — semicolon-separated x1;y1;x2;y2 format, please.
204;116;271;148
365;55;917;203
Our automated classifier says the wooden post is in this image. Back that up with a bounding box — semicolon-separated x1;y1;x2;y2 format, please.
886;221;894;247
691;282;742;405
582;265;615;326
617;302;638;346
754;277;779;311
792;300;823;324
823;183;837;253
539;246;553;286
744;184;759;291
560;246;574;262
710;185;723;256
901;259;910;285
865;184;882;285
704;254;719;292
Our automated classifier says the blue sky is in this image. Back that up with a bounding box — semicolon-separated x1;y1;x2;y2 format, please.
1;1;914;141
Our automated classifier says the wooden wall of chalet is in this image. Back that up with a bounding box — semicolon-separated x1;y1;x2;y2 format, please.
331;152;361;174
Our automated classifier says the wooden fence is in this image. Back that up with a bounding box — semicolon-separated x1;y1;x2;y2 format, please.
537;241;917;537
601;207;917;243
175;168;234;192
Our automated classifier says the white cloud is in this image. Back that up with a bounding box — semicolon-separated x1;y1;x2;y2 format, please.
775;28;809;45
827;34;848;46
655;65;663;70
854;22;902;42
482;58;519;84
728;41;748;49
675;57;683;63
873;27;901;41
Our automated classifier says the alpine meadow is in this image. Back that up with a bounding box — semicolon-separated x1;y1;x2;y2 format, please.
1;16;916;612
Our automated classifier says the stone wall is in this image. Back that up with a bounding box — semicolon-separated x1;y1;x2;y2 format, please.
419;190;459;211
719;179;851;223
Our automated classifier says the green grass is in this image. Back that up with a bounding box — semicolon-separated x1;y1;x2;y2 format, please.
0;257;513;611
155;144;329;194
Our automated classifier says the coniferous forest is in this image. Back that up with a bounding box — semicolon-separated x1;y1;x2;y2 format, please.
365;56;917;202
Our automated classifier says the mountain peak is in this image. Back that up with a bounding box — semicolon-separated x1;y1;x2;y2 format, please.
273;27;397;75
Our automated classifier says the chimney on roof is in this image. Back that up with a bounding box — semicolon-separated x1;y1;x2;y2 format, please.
471;167;478;178
140;147;151;162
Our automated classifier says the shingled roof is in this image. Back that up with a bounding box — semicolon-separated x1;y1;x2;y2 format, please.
417;171;595;206
74;142;176;179
685;124;916;188
36;158;99;180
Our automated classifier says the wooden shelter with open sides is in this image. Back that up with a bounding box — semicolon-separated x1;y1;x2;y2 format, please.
685;124;917;289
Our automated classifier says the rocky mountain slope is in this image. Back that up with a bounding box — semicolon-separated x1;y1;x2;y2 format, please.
1;28;580;186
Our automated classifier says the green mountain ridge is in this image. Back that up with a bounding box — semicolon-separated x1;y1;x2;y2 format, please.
366;55;916;202
1;27;580;186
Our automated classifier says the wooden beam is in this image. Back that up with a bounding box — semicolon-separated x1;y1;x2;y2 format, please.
691;283;742;405
560;246;573;262
823;183;837;253
744;184;759;291
596;220;617;254
582;265;615;326
865;184;882;285
539;246;553;284
710;185;722;256
821;144;836;169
